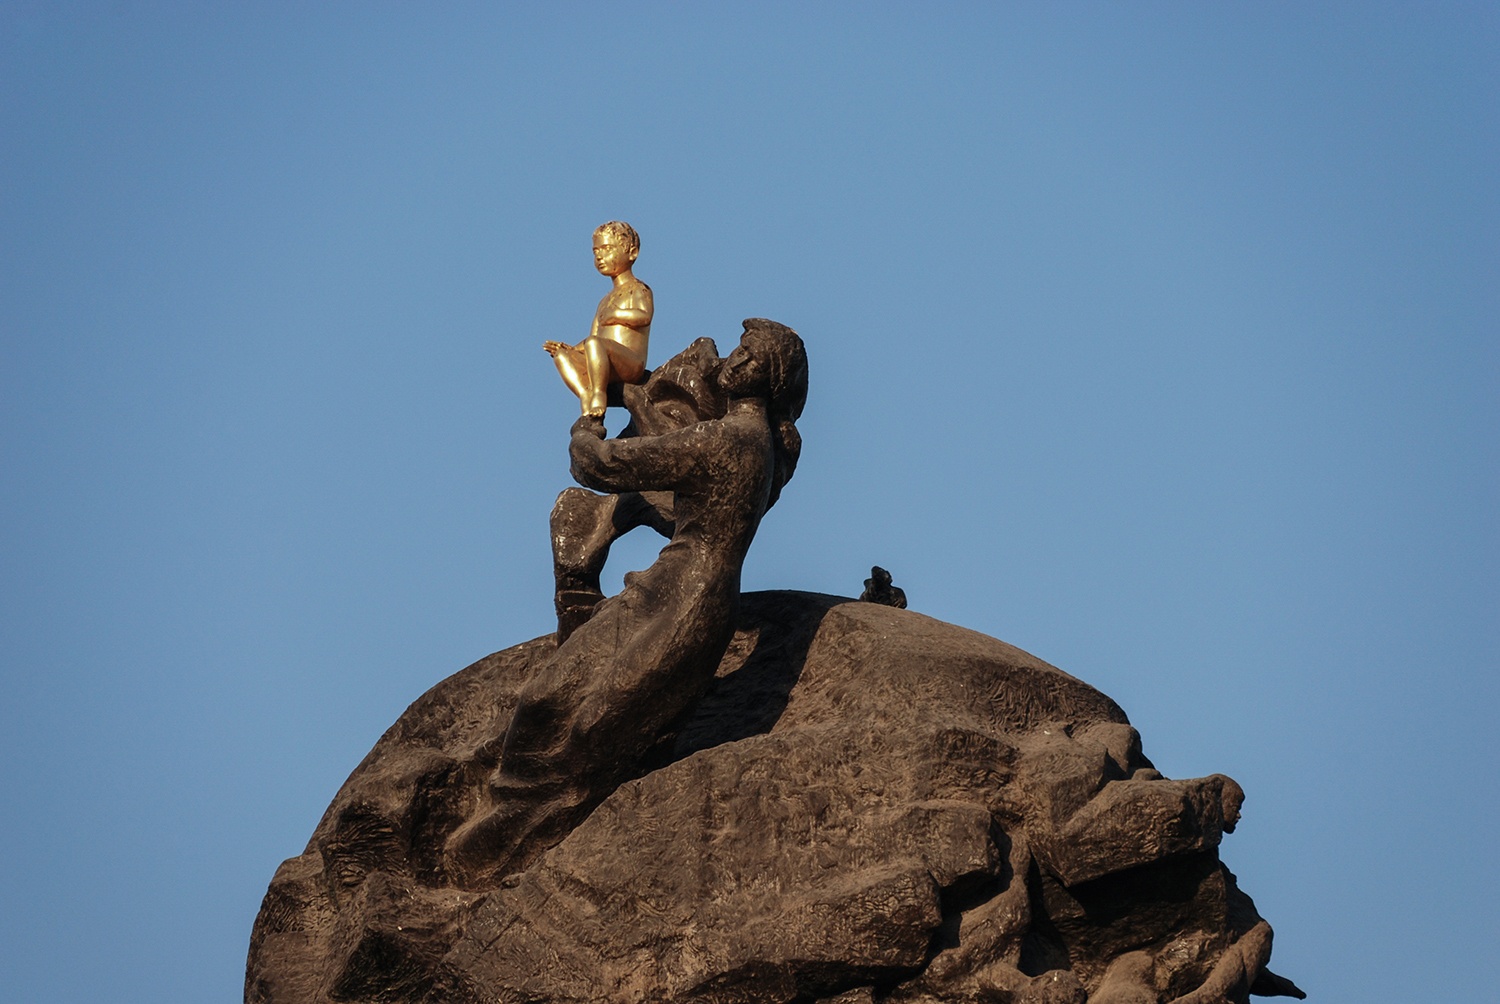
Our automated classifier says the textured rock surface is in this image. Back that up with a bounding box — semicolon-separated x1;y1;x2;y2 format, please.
247;591;1301;1004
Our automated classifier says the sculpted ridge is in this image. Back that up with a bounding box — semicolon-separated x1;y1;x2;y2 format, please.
247;591;1301;1004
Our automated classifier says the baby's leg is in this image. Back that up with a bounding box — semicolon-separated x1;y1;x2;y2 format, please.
547;343;591;407
582;337;646;416
582;339;614;416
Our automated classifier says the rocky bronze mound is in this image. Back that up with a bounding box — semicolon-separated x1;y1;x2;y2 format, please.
247;591;1301;1004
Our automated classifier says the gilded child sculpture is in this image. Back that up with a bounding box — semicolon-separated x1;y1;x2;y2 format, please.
245;225;1303;1004
543;221;653;417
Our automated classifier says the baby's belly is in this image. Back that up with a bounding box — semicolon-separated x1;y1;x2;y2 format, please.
594;324;649;359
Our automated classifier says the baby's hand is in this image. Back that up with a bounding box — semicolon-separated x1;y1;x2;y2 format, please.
542;340;567;356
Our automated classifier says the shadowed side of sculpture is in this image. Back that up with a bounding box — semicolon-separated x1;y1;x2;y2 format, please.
444;320;808;888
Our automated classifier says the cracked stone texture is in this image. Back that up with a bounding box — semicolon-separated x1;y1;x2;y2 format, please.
247;591;1302;1004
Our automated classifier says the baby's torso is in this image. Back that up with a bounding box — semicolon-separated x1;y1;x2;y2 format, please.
589;280;653;354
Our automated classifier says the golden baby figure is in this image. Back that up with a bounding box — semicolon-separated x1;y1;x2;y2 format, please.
543;221;653;417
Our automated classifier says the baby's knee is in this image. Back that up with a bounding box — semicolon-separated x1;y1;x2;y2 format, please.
583;336;612;362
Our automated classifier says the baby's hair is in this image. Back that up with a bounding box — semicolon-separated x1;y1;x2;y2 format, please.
594;220;640;256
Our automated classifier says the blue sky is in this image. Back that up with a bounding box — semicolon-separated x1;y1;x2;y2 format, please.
2;4;1495;1001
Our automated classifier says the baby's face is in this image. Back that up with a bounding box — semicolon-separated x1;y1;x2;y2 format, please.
593;233;634;277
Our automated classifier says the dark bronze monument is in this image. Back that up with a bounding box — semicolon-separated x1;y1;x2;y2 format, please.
247;229;1302;1004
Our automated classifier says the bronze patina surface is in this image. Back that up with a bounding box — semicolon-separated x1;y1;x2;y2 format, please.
247;263;1300;1003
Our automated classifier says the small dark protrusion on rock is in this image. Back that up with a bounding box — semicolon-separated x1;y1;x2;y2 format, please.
860;565;907;608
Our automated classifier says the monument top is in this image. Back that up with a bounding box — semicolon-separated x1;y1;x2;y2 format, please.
246;230;1301;1004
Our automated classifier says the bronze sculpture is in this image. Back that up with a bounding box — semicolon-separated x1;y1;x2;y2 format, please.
543;221;653;417
446;320;807;888
246;241;1302;1004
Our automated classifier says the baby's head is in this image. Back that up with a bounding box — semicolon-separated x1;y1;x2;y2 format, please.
592;221;640;276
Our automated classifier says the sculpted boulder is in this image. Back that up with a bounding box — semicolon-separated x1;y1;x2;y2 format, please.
249;313;1299;1003
246;591;1302;1004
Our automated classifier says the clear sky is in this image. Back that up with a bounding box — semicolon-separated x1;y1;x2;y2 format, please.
2;4;1495;1001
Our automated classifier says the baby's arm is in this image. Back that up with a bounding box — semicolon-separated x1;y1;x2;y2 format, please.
596;284;653;331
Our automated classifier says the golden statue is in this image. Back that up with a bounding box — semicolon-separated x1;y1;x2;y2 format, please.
543;221;653;417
